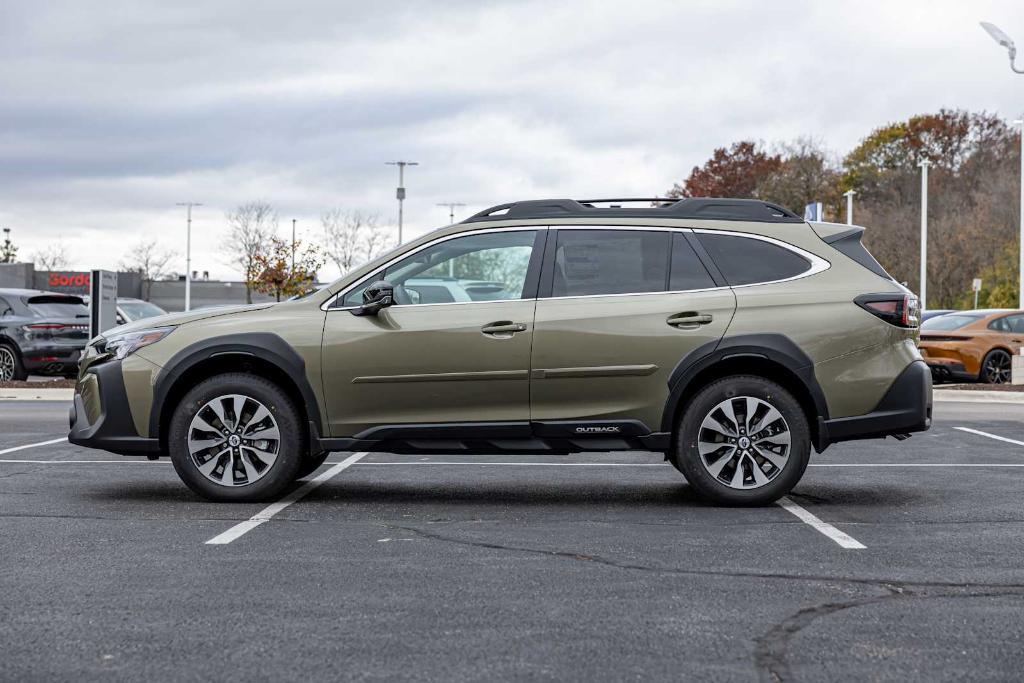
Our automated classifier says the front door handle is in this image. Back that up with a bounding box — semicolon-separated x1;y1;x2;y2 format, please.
667;313;713;328
481;321;528;338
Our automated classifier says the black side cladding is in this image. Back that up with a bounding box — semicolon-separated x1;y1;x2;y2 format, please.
822;227;892;280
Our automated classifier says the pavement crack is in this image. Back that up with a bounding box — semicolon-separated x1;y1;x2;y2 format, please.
386;523;1024;591
753;588;1024;682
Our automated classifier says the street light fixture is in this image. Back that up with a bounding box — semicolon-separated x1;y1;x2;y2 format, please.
386;160;419;244
980;21;1024;73
176;202;202;311
436;202;466;224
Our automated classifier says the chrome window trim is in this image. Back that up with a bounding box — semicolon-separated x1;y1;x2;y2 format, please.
324;224;831;310
689;228;830;289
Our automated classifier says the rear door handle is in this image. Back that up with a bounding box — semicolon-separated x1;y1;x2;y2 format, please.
481;321;528;337
667;313;713;328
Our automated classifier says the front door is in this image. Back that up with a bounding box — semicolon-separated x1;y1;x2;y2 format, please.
530;228;736;434
321;229;545;437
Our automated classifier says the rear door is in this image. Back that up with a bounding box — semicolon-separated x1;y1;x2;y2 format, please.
529;227;736;436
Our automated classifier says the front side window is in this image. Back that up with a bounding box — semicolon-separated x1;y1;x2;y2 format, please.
340;230;538;307
552;230;670;297
697;233;811;286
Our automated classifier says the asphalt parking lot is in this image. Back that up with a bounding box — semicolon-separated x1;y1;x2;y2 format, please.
1;400;1023;682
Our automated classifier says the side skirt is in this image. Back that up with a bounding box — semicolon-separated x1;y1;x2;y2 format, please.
314;420;671;455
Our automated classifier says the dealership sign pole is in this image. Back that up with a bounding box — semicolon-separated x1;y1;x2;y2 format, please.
89;270;117;339
918;159;929;313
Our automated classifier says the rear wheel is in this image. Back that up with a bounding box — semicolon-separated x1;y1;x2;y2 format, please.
980;349;1012;384
168;373;304;502
673;375;810;506
0;344;27;381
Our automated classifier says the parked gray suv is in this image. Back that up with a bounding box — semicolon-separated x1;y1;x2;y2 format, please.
0;289;90;380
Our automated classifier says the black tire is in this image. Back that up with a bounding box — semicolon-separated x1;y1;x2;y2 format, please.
0;342;27;381
296;449;330;479
980;349;1012;384
673;375;811;506
168;373;304;502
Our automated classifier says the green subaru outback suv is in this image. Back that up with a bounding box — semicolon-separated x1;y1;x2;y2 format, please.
69;198;931;505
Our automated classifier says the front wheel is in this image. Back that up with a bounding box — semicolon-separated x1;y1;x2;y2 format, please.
168;373;304;502
673;375;810;506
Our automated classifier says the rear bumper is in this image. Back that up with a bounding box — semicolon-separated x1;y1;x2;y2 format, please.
67;360;161;457
925;358;976;383
817;360;932;450
22;344;82;372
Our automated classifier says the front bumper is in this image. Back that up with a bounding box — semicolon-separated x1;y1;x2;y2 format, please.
817;360;932;450
68;360;161;457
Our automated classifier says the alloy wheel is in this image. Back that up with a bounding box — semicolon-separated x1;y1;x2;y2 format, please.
0;347;15;381
697;396;791;490
984;351;1011;384
187;394;281;487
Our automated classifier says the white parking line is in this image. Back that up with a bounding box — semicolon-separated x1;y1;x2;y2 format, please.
204;452;368;545
0;437;68;456
955;427;1024;448
775;496;866;549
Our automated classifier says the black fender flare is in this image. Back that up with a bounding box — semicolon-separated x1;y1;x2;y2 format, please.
148;332;323;439
659;333;830;433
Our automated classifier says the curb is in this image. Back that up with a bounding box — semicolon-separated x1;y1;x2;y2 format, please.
0;388;75;401
934;389;1024;404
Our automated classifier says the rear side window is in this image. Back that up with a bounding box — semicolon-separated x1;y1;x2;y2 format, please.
670;234;716;291
553;230;669;296
697;233;811;286
990;315;1024;333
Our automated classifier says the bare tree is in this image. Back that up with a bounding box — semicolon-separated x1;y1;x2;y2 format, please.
33;242;70;271
223;202;277;303
121;240;176;301
321;209;390;275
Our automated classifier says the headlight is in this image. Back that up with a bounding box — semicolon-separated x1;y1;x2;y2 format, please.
103;327;174;360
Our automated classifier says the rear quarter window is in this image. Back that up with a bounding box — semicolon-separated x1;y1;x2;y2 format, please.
697;233;811;286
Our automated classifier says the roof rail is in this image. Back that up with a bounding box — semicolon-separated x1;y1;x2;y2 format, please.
463;197;803;223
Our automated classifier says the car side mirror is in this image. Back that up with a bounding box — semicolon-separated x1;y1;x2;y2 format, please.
351;280;394;317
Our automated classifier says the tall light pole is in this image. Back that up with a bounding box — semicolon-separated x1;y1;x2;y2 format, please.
843;190;856;225
1017;118;1024;307
386;160;418;244
177;202;202;311
918;160;930;313
291;218;297;272
981;22;1024;305
437;202;466;224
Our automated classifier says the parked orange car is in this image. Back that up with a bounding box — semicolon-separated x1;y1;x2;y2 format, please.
919;309;1024;384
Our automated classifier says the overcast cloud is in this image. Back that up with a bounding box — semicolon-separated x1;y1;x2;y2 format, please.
2;0;1023;279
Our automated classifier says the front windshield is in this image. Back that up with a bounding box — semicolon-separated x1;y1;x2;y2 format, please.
921;313;984;331
120;301;166;320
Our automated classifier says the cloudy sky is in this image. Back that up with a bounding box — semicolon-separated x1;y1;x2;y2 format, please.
2;0;1024;280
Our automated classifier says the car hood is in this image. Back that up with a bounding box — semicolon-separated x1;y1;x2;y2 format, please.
99;303;277;338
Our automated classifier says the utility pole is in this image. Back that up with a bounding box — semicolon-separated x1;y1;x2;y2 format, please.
437;202;466;224
291;218;297;272
176;202;202;312
918;160;930;313
843;190;856;225
386;160;418;244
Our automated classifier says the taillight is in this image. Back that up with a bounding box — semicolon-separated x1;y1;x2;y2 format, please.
854;293;919;328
